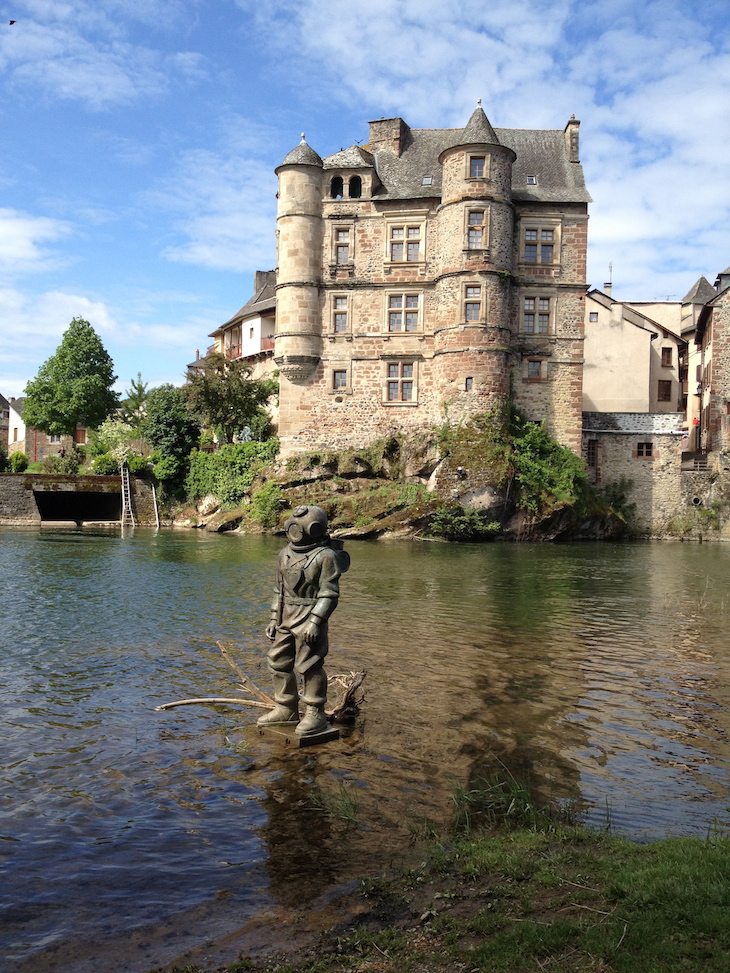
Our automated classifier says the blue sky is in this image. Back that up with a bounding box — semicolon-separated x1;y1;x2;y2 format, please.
1;0;729;400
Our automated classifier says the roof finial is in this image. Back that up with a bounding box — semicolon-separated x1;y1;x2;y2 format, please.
300;132;306;143
477;98;482;108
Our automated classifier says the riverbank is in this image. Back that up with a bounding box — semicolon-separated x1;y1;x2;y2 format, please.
162;794;730;973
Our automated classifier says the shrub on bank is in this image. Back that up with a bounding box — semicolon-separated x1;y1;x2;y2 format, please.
185;440;279;505
9;452;28;472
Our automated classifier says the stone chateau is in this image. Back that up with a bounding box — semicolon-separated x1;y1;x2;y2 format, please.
215;102;590;458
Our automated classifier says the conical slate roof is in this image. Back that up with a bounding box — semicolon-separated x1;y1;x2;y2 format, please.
681;276;716;305
280;134;323;167
460;100;500;145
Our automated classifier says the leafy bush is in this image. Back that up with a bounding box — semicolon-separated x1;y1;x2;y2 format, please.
0;444;7;473
509;414;589;517
427;505;501;541
126;455;150;475
185;440;279;504
42;447;82;474
249;482;283;528
92;453;120;474
9;452;28;472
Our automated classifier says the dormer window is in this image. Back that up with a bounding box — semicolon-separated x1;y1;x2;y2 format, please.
526;174;537;185
422;175;433;186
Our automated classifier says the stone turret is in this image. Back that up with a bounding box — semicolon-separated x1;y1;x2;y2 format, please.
433;102;517;412
274;135;324;383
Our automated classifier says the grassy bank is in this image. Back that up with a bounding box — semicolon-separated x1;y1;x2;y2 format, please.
165;779;730;973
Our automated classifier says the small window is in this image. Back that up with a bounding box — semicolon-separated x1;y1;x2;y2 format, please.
585;439;598;467
330;176;343;199
526;174;537;185
637;442;653;457
661;347;673;367
589;311;598;322
333;295;348;333
422;175;433;186
49;434;61;443
74;429;86;445
657;380;672;402
465;285;482;322
249;327;254;339
527;360;542;379
333;369;347;390
469;156;485;178
465;377;473;391
467;211;484;248
335;227;350;264
348;175;362;198
387;362;414;401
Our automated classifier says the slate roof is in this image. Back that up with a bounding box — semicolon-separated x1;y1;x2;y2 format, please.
212;270;276;336
681;276;716;305
323;146;375;170
280;136;323;168
355;124;590;203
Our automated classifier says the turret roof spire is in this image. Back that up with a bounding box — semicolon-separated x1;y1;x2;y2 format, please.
461;99;500;145
280;133;323;168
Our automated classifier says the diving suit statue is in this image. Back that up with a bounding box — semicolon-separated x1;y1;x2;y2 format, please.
257;504;349;738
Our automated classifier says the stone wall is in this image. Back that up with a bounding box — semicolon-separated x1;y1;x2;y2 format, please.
0;474;159;526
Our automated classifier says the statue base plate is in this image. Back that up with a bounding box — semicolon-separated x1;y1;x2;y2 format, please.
257;724;340;748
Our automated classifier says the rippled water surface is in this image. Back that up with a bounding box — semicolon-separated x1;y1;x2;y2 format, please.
2;528;730;972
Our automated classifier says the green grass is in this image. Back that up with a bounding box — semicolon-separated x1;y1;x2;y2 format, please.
164;783;730;973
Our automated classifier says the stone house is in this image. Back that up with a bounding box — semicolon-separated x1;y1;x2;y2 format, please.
262;102;590;457
692;267;730;460
6;397;87;462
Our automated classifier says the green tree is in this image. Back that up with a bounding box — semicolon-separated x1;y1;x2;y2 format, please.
185;352;277;444
22;317;119;436
144;384;200;463
119;372;149;431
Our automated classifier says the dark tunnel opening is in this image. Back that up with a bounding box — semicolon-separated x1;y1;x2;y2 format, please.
33;490;122;524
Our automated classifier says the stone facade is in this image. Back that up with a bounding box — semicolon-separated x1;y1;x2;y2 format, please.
269;104;590;457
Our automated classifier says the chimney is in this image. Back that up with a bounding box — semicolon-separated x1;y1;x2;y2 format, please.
366;117;410;157
564;115;580;163
604;282;613;297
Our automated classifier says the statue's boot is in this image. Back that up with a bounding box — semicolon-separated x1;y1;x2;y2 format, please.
295;704;330;736
257;671;298;725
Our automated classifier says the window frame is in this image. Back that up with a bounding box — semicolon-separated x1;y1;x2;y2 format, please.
524;358;548;382
465;208;489;251
332;293;349;334
521;295;553;334
467;154;489;180
328;361;353;396
382;358;419;405
636;441;654;458
386;222;424;263
330;222;354;267
463;283;484;324
385;291;423;334
661;347;673;367
520;220;561;267
657;379;673;403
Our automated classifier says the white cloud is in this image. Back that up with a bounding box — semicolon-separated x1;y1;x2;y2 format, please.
0;208;73;277
0;1;208;109
148;121;278;273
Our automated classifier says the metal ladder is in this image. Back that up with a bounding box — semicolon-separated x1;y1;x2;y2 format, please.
120;464;136;527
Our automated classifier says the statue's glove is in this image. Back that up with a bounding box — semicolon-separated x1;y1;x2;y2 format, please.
301;618;321;645
265;620;277;641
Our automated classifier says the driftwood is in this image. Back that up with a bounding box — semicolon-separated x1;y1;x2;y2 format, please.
155;642;365;723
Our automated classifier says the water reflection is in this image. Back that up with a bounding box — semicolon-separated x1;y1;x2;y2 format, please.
1;529;730;971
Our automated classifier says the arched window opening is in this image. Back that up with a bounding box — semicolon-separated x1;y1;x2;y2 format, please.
348;175;362;198
330;176;343;199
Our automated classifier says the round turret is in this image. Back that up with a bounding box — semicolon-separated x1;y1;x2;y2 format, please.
275;135;324;383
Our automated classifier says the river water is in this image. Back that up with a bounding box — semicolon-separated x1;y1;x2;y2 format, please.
2;527;730;972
